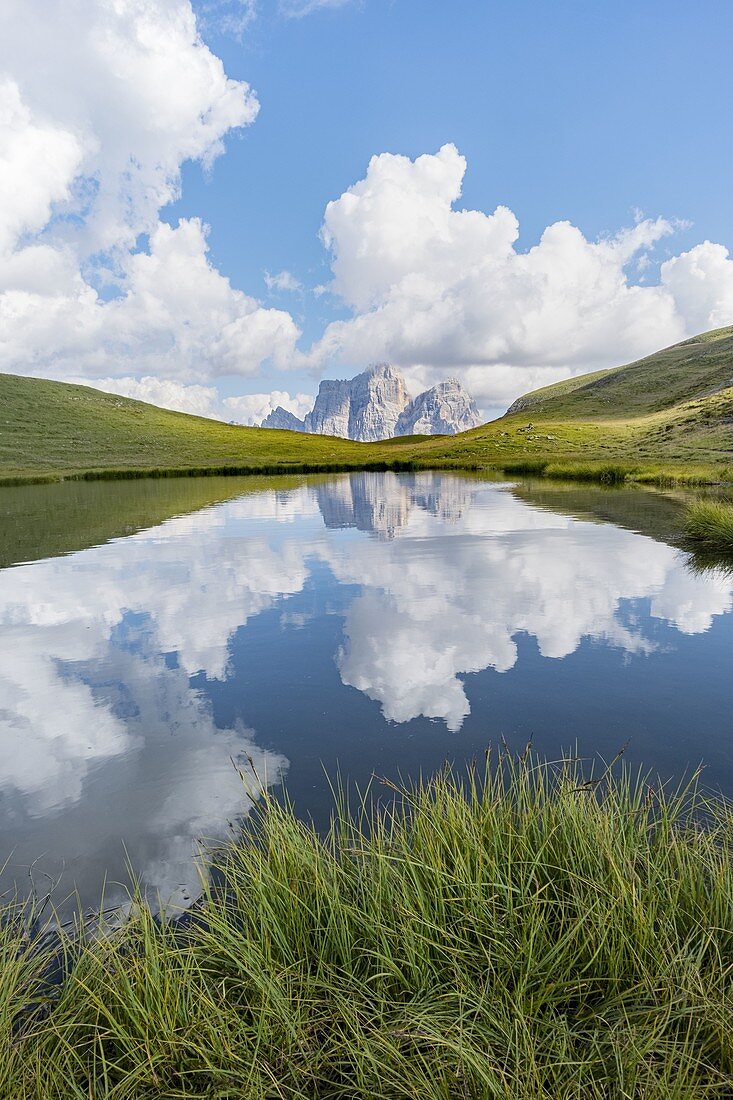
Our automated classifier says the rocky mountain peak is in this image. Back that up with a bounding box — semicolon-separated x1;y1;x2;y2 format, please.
348;363;411;442
303;378;352;438
261;363;482;441
260;406;306;431
396;378;482;436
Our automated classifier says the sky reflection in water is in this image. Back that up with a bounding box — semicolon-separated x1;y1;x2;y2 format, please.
1;473;732;914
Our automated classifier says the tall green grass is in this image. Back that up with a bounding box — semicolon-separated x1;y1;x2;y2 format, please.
3;753;733;1098
685;499;733;549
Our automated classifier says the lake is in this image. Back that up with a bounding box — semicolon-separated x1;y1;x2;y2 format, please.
1;471;732;917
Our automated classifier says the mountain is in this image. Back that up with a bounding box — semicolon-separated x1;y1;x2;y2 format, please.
303;378;352;437
340;364;411;442
261;406;306;431
396;379;481;436
303;364;410;441
263;363;481;441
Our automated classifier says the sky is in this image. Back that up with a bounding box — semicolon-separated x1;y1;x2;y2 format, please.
1;0;733;424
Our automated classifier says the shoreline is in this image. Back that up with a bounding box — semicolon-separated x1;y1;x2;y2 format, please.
3;753;732;1097
1;455;730;490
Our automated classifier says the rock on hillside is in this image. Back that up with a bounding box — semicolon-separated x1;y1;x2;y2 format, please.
261;363;482;441
260;406;306;431
396;379;482;436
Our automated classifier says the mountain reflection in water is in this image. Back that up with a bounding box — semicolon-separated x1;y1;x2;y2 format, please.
1;472;731;913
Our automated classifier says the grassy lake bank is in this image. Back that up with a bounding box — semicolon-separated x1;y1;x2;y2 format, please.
685;499;733;550
3;754;733;1098
2;356;732;490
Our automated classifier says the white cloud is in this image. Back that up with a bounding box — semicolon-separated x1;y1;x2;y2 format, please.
1;217;300;381
223;389;314;424
0;0;299;388
85;375;222;418
78;375;314;424
0;78;84;255
3;1;733;423
0;0;258;256
660;241;733;336
265;269;303;294
306;145;733;412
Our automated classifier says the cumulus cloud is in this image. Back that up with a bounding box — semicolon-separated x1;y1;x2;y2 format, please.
0;78;84;255
660;241;733;336
86;375;222;418
0;0;257;255
3;1;733;423
223;389;314;424
78;374;313;423
1;217;300;381
0;0;299;388
265;269;303;293
306;144;733;412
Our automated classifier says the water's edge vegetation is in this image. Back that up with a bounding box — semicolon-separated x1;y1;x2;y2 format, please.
685;498;733;550
2;753;732;1098
1;456;729;491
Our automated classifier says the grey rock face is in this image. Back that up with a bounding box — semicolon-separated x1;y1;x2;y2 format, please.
260;406;306;431
260;364;482;441
304;378;352;438
347;364;410;442
396;379;482;436
303;365;409;441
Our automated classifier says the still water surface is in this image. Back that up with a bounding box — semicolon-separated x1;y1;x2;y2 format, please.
1;472;732;914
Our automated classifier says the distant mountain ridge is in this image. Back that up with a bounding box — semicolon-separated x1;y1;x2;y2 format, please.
261;364;482;441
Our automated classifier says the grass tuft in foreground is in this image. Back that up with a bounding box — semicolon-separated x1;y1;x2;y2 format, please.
3;752;733;1098
685;498;733;550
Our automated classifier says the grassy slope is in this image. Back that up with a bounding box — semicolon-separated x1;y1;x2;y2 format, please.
507;326;733;418
0;373;404;480
415;326;733;481
1;326;732;485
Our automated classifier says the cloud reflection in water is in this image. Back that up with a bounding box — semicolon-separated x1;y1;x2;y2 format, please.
0;473;730;908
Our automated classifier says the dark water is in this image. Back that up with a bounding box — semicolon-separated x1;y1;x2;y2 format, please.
1;472;732;915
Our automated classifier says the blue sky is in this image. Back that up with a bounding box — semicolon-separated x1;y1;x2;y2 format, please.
177;0;733;408
188;0;732;294
2;0;733;421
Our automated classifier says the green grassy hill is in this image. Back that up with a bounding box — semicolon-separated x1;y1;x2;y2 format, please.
0;373;406;482
1;327;732;486
507;325;733;419
423;326;733;481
